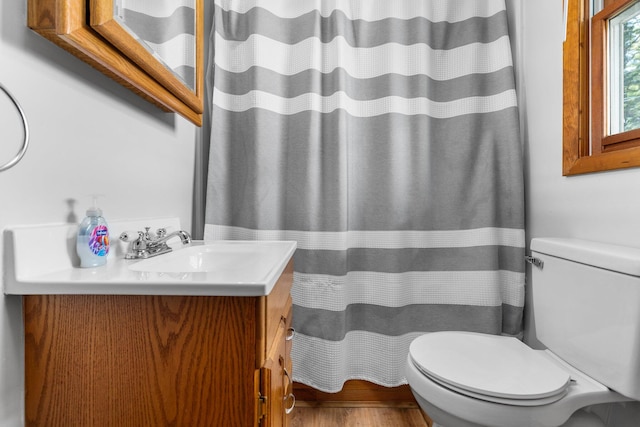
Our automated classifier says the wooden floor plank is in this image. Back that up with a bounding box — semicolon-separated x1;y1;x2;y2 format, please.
290;406;431;427
291;381;433;426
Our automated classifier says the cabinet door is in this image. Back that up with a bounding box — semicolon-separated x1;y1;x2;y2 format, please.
283;302;295;427
261;331;286;427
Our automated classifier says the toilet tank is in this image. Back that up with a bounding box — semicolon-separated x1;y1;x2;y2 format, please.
530;238;640;401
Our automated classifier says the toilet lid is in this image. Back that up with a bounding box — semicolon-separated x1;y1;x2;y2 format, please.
409;332;572;404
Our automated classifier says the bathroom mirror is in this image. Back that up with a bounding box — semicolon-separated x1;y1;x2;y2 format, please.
90;0;203;114
27;0;203;126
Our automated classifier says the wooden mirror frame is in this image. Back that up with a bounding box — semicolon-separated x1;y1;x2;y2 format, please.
90;0;203;114
27;0;203;126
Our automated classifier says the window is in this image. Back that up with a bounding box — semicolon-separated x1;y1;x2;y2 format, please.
563;0;640;175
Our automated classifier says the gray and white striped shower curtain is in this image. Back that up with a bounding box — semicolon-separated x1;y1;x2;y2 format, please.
205;0;525;392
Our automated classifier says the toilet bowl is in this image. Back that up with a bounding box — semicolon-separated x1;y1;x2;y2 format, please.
406;238;640;427
406;331;629;427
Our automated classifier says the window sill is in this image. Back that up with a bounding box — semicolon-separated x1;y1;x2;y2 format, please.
563;145;640;175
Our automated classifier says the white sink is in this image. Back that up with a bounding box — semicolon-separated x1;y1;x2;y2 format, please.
3;218;296;296
130;240;293;278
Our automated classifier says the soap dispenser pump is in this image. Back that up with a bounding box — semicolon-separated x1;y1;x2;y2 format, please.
76;196;109;267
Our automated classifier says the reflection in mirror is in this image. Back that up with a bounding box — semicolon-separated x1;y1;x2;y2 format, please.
91;0;203;114
113;0;196;91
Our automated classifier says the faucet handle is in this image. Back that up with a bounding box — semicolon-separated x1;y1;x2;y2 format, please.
156;228;167;238
119;230;143;242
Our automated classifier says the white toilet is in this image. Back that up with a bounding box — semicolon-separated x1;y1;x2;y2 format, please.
406;238;640;427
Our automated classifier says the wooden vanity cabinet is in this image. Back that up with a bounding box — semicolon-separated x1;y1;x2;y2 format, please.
23;260;294;427
261;302;294;427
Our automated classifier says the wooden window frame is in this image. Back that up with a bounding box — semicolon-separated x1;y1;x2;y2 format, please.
563;0;640;175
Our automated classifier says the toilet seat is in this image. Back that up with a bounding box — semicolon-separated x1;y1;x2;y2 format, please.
409;331;572;406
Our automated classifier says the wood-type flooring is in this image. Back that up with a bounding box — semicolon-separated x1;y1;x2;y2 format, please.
290;403;432;427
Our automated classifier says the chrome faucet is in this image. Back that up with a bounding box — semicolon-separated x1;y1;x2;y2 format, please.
120;227;191;259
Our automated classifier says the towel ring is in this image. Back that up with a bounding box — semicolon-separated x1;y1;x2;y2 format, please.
0;83;30;172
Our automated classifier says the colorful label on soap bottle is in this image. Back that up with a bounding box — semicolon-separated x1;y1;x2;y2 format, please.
89;225;110;256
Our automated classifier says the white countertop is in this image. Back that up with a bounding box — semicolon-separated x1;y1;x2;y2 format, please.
3;217;296;296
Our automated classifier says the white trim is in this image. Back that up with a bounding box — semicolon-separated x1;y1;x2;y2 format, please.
214;0;506;23
292;270;525;309
204;224;525;250
214;34;513;80
212;88;517;118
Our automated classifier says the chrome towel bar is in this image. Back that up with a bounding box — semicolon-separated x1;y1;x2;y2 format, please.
0;83;30;172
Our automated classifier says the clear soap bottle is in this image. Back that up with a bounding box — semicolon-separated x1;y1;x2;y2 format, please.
76;199;110;267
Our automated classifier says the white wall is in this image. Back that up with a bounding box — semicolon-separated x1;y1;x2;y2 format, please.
523;0;640;250
523;0;640;244
523;0;640;424
522;0;640;341
0;2;198;425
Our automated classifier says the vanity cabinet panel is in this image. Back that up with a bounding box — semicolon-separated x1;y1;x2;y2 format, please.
23;260;294;427
283;303;294;427
261;299;294;427
263;270;293;362
262;327;287;427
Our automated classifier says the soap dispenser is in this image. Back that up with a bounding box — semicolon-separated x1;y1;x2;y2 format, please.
76;197;110;267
